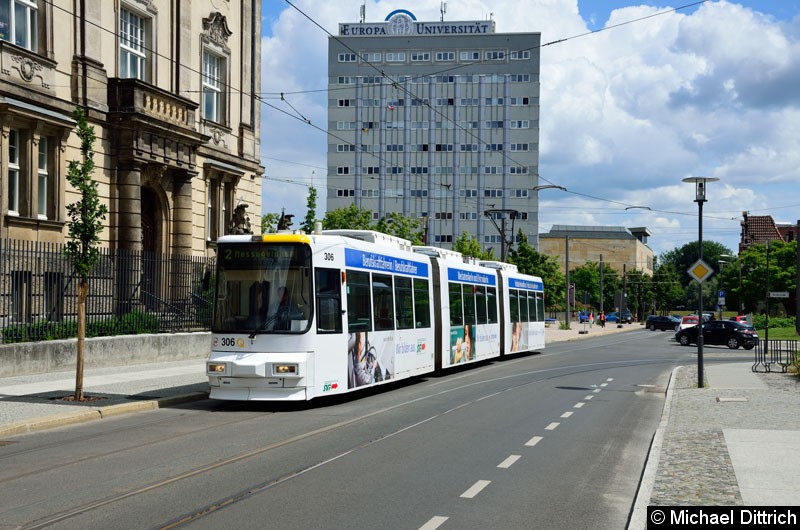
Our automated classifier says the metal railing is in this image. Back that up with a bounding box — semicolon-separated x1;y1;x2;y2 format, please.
0;239;214;343
752;339;799;373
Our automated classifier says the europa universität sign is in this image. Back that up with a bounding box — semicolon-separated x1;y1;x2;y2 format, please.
339;9;495;37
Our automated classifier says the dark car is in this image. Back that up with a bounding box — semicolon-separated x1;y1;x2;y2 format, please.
674;320;759;350
645;315;680;331
606;310;633;324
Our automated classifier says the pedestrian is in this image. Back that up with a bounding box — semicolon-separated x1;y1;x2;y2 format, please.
589;310;594;328
599;311;606;328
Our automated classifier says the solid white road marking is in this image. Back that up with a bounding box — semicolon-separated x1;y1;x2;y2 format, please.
461;480;491;498
498;455;521;468
525;435;543;447
545;422;560;431
419;516;449;530
561;411;573;418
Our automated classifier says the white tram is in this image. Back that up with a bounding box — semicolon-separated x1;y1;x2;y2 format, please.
206;230;545;401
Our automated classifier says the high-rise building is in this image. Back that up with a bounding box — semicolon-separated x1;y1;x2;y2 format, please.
327;9;541;252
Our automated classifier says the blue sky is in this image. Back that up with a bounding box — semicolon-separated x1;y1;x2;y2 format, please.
258;1;800;257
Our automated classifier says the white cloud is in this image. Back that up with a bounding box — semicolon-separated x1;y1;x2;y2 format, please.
261;0;800;255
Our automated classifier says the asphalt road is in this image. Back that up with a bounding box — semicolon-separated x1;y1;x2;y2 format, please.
1;330;749;530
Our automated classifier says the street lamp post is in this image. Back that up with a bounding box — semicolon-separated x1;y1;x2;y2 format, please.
683;176;719;389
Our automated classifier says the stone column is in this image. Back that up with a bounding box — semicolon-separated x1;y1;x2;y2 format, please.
117;163;143;252
171;171;194;256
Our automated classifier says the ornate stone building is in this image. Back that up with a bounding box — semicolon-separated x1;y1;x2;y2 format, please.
0;0;263;256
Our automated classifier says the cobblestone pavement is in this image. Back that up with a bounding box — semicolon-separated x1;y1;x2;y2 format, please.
648;366;800;507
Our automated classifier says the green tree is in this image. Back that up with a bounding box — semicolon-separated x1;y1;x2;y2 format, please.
322;204;373;230
301;186;318;233
375;213;424;244
508;231;565;314
651;263;684;314
659;240;733;286
261;212;280;234
739;241;797;315
63;107;108;401
453;231;495;260
570;262;601;310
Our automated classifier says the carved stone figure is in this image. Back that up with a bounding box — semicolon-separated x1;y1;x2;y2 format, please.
229;203;252;234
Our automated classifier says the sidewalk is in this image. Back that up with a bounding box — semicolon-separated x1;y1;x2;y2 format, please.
0;359;208;437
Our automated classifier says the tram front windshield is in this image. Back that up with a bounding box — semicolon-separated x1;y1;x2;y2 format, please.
213;242;312;334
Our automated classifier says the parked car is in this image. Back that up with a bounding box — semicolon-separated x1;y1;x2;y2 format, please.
677;315;700;331
606;310;633;324
645;315;680;331
674;320;759;350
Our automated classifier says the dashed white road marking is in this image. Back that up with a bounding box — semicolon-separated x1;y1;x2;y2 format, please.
419;516;449;530
561;411;573;418
584;395;594;401
498;455;521;468
574;402;585;409
525;435;543;447
606;378;614;382
461;480;491;498
592;388;602;393
545;422;560;431
600;383;609;387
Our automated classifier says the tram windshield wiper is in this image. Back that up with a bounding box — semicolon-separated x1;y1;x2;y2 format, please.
249;312;279;338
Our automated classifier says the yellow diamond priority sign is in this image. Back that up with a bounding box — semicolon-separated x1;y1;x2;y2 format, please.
688;259;714;283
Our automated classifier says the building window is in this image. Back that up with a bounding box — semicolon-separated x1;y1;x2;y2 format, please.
8;129;19;215
411;52;429;61
119;7;147;80
338;53;357;62
435;51;455;61
460;51;480;61
485;51;505;60
337;167;350;175
0;0;38;51
206;178;234;241
36;136;47;218
386;51;406;62
202;50;226;123
510;50;530;60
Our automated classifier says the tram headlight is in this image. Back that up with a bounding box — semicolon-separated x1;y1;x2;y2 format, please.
273;364;298;375
208;363;226;373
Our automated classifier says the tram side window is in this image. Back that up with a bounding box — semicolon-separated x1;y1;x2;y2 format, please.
527;292;537;322
519;292;529;322
487;287;498;323
509;289;520;322
475;286;487;324
373;273;395;331
395;276;414;330
315;268;342;334
463;285;477;325
449;282;463;326
347;270;372;332
414;278;431;328
536;292;545;321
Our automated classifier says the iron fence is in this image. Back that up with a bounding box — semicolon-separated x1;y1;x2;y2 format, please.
752;339;799;373
0;239;215;343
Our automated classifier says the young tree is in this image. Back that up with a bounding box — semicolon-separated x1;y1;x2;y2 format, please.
63;107;108;401
301;186;318;233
